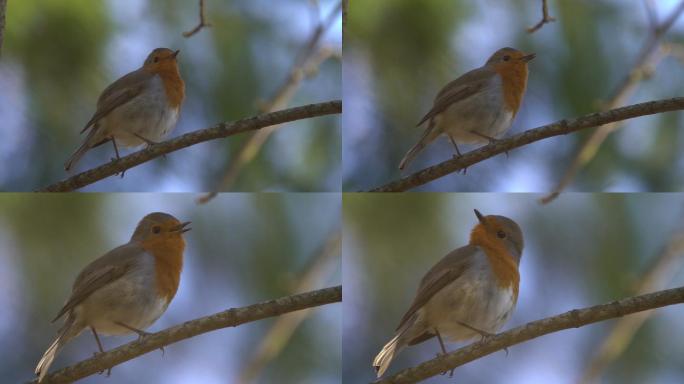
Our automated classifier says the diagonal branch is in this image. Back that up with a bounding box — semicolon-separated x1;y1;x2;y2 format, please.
342;0;348;37
369;97;684;192
237;229;341;383
38;100;341;192
541;0;684;204
199;1;343;199
374;285;684;384
182;0;211;38
527;0;556;33
198;48;339;202
579;216;684;383
28;285;342;384
0;0;7;56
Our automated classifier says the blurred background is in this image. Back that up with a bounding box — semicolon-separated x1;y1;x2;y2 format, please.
344;0;684;192
0;193;341;383
344;193;684;383
0;0;341;191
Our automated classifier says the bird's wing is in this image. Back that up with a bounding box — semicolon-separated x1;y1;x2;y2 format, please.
80;70;153;134
51;243;145;322
395;245;478;331
416;67;493;127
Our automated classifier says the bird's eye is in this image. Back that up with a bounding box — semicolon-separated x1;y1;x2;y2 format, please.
502;55;511;61
152;225;161;234
153;57;159;63
497;230;506;239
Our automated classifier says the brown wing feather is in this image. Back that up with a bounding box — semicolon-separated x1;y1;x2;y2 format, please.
80;70;153;134
51;243;145;322
395;245;478;331
416;67;494;127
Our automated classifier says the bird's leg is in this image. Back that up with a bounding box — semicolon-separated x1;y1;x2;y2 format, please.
90;327;105;354
133;133;166;159
114;321;165;356
434;328;455;377
446;134;467;174
447;134;462;157
470;131;509;158
133;133;159;146
456;320;508;356
90;327;112;376
109;139;126;178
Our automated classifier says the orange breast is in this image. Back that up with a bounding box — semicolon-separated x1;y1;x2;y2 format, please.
157;67;185;110
470;229;520;301
495;63;529;116
141;238;184;301
482;246;520;302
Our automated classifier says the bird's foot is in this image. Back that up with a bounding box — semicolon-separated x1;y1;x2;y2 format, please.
132;329;165;356
450;154;468;174
110;157;126;178
92;351;112;376
115;322;165;356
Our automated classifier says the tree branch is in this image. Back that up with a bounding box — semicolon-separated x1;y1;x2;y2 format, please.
541;0;684;203
38;100;341;192
29;285;342;384
0;0;7;56
527;0;556;33
182;0;211;38
368;97;684;192
342;0;348;38
237;229;341;383
579;216;684;383
198;0;342;200
374;285;684;384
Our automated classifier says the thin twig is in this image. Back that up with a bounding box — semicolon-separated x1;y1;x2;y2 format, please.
198;48;337;200
578;215;684;384
237;229;341;384
527;0;556;33
342;0;348;38
643;0;658;30
374;285;684;384
183;0;211;38
369;97;684;192
0;0;7;56
541;0;684;204
28;285;342;384
39;100;341;192
198;1;342;201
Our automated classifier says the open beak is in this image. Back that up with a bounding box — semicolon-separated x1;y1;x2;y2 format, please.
474;209;486;225
172;221;192;233
521;53;536;62
172;50;180;58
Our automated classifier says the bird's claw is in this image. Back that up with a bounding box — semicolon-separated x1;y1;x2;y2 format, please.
92;352;112;376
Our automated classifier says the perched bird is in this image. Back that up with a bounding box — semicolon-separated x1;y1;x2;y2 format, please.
64;48;185;171
373;209;523;377
35;212;191;382
399;47;535;170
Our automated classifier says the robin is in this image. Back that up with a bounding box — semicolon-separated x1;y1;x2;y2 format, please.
372;209;523;377
64;48;186;171
34;212;191;382
398;47;535;170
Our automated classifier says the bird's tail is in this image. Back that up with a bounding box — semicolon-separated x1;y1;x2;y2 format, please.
35;316;81;382
64;140;90;172
64;126;102;171
398;123;440;170
372;332;406;378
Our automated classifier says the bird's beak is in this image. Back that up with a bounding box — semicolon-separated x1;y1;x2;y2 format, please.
172;221;192;233
474;209;487;225
172;50;180;58
521;53;536;62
